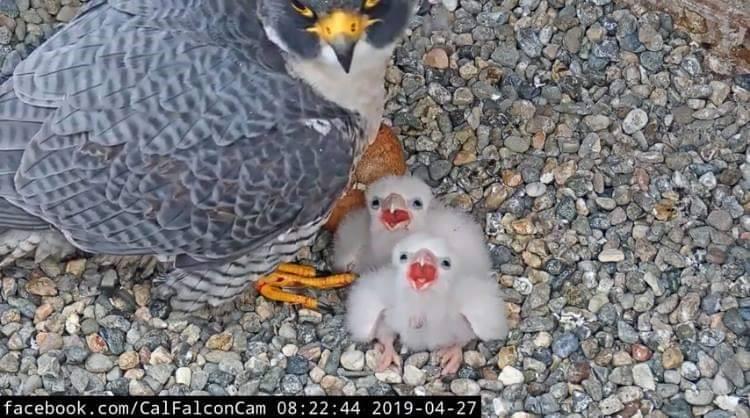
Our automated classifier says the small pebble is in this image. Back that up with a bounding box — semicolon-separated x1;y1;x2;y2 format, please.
598;249;625;262
499;366;524;385
340;350;365;371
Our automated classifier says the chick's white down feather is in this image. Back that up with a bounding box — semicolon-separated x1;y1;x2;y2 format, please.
332;208;369;272
346;207;508;355
333;175;439;273
423;206;493;277
345;266;388;342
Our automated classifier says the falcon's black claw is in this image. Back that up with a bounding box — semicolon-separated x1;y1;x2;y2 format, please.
316;301;335;314
417;0;432;15
149;299;172;319
316;268;334;277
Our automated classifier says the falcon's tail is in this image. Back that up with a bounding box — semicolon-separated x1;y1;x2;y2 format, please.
0;200;49;230
0;80;50;230
153;263;259;313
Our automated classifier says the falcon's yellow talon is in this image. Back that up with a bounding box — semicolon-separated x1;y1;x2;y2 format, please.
255;281;319;310
290;273;356;289
277;263;318;277
254;263;357;311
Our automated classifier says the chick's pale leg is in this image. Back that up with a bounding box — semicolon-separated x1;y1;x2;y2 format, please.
437;344;463;375
255;263;356;311
375;329;401;372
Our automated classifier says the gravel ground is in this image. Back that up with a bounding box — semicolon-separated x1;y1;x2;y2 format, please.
0;0;749;417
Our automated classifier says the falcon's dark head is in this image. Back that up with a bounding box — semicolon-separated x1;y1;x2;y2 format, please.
258;0;417;73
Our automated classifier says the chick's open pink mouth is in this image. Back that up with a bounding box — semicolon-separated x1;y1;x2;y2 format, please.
407;262;436;290
381;209;410;229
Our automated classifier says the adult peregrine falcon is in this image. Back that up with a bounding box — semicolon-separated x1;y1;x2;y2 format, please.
0;0;417;311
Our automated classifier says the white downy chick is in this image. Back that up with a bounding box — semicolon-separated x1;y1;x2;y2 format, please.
423;206;493;277
333;175;437;273
346;230;507;375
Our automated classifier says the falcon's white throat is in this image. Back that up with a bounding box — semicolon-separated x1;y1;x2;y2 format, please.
288;40;393;146
263;24;393;148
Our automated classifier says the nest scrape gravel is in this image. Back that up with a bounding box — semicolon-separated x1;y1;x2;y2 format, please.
0;0;749;417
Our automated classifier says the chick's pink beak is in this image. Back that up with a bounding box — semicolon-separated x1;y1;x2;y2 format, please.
407;249;438;291
380;193;411;230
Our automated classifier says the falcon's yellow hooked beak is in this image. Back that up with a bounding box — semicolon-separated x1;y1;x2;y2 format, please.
307;10;379;73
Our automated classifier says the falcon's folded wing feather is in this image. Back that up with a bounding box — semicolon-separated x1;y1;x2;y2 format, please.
0;0;358;263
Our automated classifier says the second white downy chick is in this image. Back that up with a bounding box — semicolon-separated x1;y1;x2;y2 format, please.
346;232;508;376
333;175;437;273
423;205;493;278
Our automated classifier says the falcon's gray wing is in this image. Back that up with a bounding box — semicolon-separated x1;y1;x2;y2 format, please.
0;0;359;264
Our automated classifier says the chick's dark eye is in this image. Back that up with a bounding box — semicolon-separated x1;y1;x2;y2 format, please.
412;199;423;210
399;253;408;262
370;198;380;209
440;259;451;269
